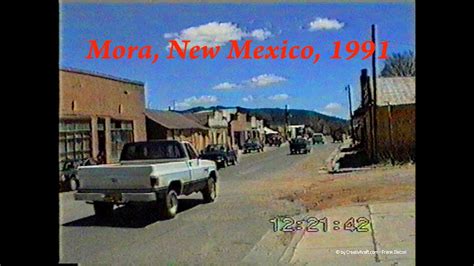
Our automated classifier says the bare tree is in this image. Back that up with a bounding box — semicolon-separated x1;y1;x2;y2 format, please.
381;50;415;77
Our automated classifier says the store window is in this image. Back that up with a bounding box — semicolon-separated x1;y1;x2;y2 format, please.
110;120;134;162
59;119;92;169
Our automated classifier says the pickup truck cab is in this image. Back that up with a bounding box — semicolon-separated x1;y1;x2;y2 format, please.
74;140;218;220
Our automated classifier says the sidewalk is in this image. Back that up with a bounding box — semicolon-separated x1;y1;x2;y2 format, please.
243;201;415;265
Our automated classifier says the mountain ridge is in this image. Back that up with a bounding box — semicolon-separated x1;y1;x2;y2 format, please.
176;106;348;134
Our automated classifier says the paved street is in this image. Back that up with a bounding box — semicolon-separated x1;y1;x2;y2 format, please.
60;143;338;264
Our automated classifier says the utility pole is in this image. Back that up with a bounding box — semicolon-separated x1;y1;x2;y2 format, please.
345;85;355;140
371;24;378;162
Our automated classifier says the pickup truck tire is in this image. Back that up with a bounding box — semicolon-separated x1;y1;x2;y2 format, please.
69;177;79;191
202;178;217;203
159;189;179;219
94;202;113;219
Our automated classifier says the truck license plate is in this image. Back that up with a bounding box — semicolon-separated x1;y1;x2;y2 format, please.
104;193;122;202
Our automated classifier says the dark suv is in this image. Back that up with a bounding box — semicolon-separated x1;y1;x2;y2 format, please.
200;144;238;168
289;138;312;154
243;139;264;153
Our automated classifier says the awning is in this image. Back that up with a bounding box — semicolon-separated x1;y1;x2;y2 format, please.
264;127;279;134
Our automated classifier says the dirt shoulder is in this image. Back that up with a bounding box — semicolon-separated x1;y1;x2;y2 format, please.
245;147;415;213
280;165;415;211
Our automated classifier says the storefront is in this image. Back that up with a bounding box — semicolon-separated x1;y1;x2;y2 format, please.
60;68;147;165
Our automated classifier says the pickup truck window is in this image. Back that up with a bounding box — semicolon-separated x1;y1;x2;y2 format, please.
120;141;186;160
184;143;198;159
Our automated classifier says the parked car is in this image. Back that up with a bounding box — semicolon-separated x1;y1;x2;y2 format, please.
331;129;344;143
267;134;282;147
74;140;218;220
312;133;326;144
59;158;95;192
243;139;264;153
200;144;238;168
289;137;312;154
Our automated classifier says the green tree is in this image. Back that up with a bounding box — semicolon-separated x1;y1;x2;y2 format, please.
381;50;415;77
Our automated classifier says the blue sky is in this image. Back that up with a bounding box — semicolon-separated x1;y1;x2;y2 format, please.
60;3;414;118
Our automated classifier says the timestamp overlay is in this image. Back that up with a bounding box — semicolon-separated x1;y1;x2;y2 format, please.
269;215;372;233
265;202;415;264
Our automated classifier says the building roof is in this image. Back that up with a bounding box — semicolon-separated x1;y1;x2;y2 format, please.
145;110;208;130
376;77;415;106
60;67;145;86
184;112;209;126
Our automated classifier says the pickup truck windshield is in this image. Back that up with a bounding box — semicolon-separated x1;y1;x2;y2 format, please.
120;141;186;161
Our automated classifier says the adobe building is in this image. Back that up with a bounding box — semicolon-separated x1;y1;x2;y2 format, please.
353;69;415;162
59;68;147;165
145;110;209;152
185;110;232;148
230;112;252;149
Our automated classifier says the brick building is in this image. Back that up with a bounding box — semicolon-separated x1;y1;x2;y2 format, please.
353;69;415;162
59;68;147;165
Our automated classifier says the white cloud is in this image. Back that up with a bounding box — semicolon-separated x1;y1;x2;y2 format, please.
163;32;178;39
268;93;289;101
319;102;344;116
308;17;344;31
165;22;273;49
246;74;287;88
242;95;255;102
249;29;273;41
175;95;218;109
212;82;241;90
213;74;287;91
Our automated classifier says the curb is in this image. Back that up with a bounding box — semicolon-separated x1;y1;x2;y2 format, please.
241;213;310;265
326;146;342;173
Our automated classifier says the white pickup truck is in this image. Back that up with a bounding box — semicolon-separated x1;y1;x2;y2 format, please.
74;140;218;220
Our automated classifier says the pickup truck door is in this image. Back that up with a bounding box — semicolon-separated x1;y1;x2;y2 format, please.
184;143;207;181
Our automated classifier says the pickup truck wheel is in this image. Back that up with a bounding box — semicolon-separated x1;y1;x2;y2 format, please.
160;190;178;219
94;202;113;219
69;178;79;191
202;178;217;203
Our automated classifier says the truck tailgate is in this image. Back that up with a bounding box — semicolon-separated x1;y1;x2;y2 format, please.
78;164;153;190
